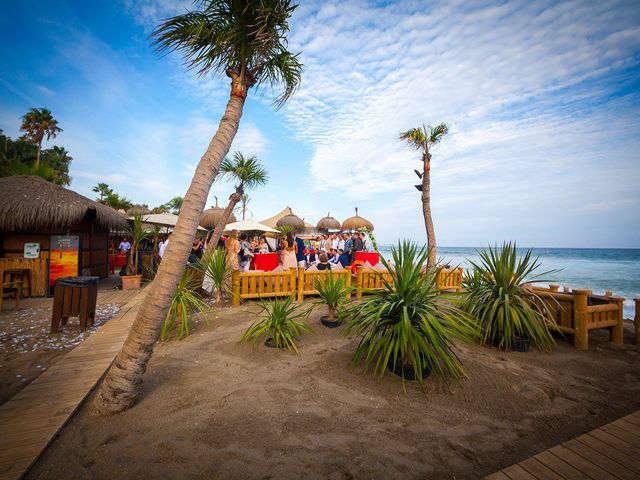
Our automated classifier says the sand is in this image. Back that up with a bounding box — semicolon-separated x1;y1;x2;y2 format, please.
21;305;640;480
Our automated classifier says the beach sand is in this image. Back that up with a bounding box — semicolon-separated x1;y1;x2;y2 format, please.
22;305;640;480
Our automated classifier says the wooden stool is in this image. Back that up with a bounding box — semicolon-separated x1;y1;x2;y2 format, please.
51;277;99;332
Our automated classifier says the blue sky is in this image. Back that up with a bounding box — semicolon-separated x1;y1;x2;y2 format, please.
1;0;639;247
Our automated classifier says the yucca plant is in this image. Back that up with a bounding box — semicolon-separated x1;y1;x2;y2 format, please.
344;240;480;383
464;242;557;351
126;214;149;276
161;268;210;341
242;295;313;353
197;247;230;303
314;273;354;327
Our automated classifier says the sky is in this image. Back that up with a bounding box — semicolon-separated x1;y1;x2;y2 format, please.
1;0;639;248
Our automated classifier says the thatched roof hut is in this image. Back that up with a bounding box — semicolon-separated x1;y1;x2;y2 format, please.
0;176;127;232
260;206;314;229
200;196;236;230
316;212;341;231
341;207;374;231
276;207;306;231
126;205;151;216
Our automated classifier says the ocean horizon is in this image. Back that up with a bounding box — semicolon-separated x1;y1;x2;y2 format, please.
375;245;640;319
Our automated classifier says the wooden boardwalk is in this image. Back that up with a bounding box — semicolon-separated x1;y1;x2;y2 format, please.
0;288;147;480
486;410;640;480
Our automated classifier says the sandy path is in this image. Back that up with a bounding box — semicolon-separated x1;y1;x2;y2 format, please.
25;305;640;480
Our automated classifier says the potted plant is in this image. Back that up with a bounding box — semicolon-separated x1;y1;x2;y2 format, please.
122;213;149;290
463;242;557;352
314;272;353;328
344;241;479;383
241;295;313;353
161;268;210;340
197;247;230;303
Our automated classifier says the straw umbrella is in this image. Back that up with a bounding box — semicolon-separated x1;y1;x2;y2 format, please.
200;196;236;230
126;205;151;216
341;207;373;231
276;207;305;232
316;212;341;232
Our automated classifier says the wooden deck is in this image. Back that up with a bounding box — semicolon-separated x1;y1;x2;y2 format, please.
486;410;640;480
0;287;147;480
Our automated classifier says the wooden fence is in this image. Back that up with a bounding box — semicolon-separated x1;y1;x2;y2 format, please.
529;285;624;350
296;268;351;301
436;267;464;292
231;269;297;305
0;255;49;298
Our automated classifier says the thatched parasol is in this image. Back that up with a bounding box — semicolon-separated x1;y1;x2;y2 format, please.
341;207;374;231
0;176;128;232
276;207;305;231
316;212;341;231
126;205;151;216
200;196;236;229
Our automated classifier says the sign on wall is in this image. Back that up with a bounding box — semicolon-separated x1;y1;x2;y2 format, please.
49;235;80;288
24;243;40;259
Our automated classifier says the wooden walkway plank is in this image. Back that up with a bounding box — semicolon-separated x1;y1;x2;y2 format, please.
484;412;640;480
0;288;147;480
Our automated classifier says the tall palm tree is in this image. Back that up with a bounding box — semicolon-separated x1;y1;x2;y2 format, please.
236;193;251;220
20;108;62;169
399;123;448;268
92;0;301;415
207;152;268;249
166;195;184;214
92;183;113;203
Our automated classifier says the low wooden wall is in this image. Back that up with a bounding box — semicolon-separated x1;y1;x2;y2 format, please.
355;268;393;298
0;255;49;297
296;268;351;301
231;269;297;305
436;267;464;292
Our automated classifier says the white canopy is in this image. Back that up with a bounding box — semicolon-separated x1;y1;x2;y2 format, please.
129;213;207;231
223;218;279;233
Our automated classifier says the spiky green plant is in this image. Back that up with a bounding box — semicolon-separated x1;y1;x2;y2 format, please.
242;295;312;353
197;247;230;303
126;214;149;276
344;240;480;383
464;242;557;351
314;273;354;322
161;268;210;340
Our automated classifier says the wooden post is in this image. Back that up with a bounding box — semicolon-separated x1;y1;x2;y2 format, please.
635;298;640;346
231;270;240;306
345;270;352;300
573;289;591;350
609;296;624;345
296;267;304;301
549;284;559;293
356;266;364;298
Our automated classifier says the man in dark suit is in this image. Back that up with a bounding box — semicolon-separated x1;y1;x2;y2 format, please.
352;231;364;264
294;233;306;268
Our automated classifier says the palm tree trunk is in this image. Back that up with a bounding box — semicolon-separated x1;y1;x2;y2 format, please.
35;142;41;169
422;153;436;268
206;190;242;251
92;90;246;416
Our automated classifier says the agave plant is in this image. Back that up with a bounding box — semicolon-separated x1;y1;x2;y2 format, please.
197;247;230;303
464;242;557;351
161;269;210;341
314;273;354;326
344;240;480;382
242;295;313;353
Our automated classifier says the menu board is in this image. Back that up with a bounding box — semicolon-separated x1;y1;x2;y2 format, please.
49;235;80;288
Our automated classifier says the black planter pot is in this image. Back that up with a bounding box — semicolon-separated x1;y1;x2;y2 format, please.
264;337;278;349
320;315;342;328
491;337;531;352
387;359;431;381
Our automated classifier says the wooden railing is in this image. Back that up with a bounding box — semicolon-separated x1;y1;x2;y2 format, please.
436;267;464;292
296;268;351;301
528;285;624;350
231;268;297;305
0;255;49;297
355;267;393;298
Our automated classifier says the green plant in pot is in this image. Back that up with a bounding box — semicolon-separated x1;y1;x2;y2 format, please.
314;272;353;328
122;213;149;290
242;295;313;353
344;240;480;383
197;247;230;303
463;242;558;352
161;268;210;340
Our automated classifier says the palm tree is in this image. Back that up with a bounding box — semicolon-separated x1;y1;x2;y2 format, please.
92;0;301;415
166;196;184;214
92;183;113;203
42;146;72;185
399;123;448;268
207;152;268;249
20;108;63;169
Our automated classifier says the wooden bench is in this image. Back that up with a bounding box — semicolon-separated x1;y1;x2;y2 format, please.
529;285;624;350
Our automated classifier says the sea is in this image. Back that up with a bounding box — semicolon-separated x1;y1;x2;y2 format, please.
375;246;640;319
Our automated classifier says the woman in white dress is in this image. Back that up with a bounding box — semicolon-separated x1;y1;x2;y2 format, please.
281;231;298;270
